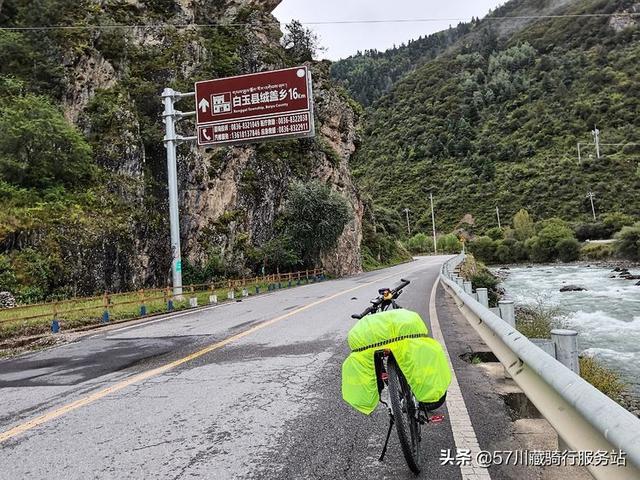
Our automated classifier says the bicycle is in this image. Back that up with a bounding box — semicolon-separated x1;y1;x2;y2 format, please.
351;279;445;474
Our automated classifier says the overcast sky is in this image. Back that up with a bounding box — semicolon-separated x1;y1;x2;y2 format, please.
273;0;506;60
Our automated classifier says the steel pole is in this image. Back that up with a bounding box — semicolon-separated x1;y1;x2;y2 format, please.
430;192;437;255
588;192;597;220
162;88;183;297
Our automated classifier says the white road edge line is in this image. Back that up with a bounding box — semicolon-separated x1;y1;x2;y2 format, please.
429;276;493;480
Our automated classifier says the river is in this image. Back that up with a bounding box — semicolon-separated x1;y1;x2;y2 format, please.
497;264;640;395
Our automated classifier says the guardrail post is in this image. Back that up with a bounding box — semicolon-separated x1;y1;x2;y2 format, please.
209;293;218;304
463;281;473;295
188;286;198;308
531;338;557;358
102;292;110;323
551;329;580;374
51;302;60;333
165;287;174;311
139;289;147;316
489;306;500;316
228;289;235;300
498;300;515;327
476;288;489;308
455;277;464;288
242;287;248;297
498;300;515;378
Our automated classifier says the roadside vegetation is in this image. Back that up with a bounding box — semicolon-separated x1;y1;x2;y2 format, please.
468;208;637;265
512;298;628;403
458;254;502;307
579;356;627;402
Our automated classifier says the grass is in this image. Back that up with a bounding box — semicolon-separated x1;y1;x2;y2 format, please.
515;298;564;339
0;274;321;341
512;298;628;404
579;356;627;402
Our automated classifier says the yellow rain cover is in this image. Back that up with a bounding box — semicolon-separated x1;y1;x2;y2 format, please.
341;309;452;415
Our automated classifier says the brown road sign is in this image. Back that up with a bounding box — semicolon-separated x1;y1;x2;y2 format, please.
195;66;315;147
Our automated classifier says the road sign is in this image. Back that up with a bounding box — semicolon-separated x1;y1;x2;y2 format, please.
195;66;315;147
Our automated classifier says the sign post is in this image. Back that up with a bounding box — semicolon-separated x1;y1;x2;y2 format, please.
161;88;196;297
194;66;315;147
161;66;314;296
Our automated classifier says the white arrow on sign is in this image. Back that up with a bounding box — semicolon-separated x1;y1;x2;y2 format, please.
198;98;210;113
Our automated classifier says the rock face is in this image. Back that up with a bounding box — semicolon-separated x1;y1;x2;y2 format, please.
179;61;363;277
73;0;361;282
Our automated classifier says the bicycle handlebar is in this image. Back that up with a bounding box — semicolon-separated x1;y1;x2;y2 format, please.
351;278;411;320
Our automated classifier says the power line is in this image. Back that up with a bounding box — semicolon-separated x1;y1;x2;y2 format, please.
1;12;639;31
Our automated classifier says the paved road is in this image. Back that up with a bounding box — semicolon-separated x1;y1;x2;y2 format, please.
0;257;531;479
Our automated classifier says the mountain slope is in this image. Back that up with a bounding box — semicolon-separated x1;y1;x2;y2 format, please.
0;0;363;301
351;0;640;236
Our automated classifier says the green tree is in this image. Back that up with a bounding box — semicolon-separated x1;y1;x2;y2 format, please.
602;212;635;235
526;218;575;263
283;181;352;266
282;20;324;62
0;94;95;189
469;236;496;263
437;234;462;254
556;238;581;263
407;233;433;254
513;209;535;241
614;223;640;261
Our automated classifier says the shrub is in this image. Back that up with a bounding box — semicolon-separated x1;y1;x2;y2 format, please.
471;270;501;306
468;236;496;263
580;242;614;260
283;181;352;265
527;218;576;263
613;223;640;261
437;234;462;253
574;222;609;241
407;232;434;254
579;356;626;401
513;209;535;241
0;94;95;189
459;255;501;306
485;227;504;241
515;299;563;339
556;237;581;262
602;212;635;234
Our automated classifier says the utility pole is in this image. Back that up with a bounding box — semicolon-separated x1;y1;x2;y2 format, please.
430;192;437;255
591;125;601;159
403;208;411;236
496;206;502;229
587;192;597;220
577;143;582;165
161;87;196;297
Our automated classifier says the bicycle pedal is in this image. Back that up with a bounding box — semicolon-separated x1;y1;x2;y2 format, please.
429;415;445;424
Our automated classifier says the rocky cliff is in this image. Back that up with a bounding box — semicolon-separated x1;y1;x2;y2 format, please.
0;0;363;298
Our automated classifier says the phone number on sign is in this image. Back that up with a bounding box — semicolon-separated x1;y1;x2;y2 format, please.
439;449;627;467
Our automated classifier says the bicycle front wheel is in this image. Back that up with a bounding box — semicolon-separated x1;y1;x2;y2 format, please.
387;355;422;474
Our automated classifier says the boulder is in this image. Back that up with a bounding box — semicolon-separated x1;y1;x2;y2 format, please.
559;285;587;292
621;274;640;280
636;281;640;286
0;291;16;308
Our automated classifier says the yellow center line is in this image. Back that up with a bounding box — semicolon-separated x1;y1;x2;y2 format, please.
0;262;431;444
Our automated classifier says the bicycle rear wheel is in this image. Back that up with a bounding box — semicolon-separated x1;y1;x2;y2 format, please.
387;355;422;474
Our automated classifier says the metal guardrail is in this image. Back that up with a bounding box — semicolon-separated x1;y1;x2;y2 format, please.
0;268;325;333
440;254;640;480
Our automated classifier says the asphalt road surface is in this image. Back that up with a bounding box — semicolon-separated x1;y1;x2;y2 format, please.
0;256;531;479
